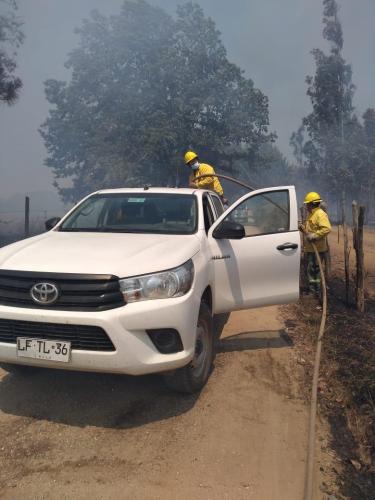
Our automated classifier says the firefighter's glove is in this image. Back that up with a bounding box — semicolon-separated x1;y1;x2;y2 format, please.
306;232;319;242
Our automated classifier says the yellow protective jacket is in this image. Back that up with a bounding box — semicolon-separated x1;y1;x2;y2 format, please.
190;163;223;197
303;207;331;253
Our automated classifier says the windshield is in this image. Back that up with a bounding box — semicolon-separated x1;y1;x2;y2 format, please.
59;193;198;235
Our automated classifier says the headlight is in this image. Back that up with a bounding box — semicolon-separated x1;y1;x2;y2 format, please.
119;260;194;302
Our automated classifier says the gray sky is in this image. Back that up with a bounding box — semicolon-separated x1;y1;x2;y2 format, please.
0;0;374;197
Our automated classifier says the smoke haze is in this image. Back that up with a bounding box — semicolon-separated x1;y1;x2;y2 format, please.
0;0;374;197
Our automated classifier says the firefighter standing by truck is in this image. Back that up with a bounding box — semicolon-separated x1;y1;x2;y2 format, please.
301;191;332;295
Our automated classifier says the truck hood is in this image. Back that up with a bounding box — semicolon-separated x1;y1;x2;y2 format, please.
0;232;201;277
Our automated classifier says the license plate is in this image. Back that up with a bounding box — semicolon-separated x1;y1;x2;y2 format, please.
16;338;71;363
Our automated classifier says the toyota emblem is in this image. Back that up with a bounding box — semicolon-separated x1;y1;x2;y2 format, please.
30;282;59;305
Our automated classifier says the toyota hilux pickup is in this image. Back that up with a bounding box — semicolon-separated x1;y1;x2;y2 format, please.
0;186;300;393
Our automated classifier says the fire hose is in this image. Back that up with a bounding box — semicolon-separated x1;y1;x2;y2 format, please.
192;174;288;214
302;240;328;500
192;173;328;500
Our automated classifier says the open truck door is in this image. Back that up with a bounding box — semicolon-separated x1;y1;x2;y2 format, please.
209;186;300;314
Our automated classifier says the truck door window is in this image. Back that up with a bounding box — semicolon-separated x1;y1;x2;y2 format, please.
203;196;215;233
228;190;290;237
210;195;224;217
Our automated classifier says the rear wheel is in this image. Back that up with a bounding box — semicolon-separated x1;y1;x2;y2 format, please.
163;303;213;394
0;363;40;376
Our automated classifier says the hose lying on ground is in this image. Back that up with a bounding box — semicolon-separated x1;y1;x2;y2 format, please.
304;243;328;500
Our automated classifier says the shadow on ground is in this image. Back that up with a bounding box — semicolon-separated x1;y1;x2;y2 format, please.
218;329;293;353
0;369;199;429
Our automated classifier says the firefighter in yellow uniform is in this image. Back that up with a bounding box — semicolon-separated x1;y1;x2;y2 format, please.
184;151;227;204
301;191;332;295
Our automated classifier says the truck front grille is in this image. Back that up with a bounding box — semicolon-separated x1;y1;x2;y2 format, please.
0;270;125;312
0;318;115;351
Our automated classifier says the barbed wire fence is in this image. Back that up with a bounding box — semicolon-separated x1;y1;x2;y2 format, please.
0;195;68;247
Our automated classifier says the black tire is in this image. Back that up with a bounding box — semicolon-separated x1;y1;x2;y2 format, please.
163;303;213;394
0;363;40;376
213;313;230;342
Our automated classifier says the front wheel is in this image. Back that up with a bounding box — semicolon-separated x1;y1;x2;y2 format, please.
163;303;213;394
213;312;230;342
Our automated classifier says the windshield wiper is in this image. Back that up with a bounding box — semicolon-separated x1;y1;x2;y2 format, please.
58;228;106;232
59;227;146;233
58;227;191;234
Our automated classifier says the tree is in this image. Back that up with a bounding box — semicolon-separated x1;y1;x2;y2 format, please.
237;143;293;187
290;124;305;170
40;1;274;202
363;108;375;142
0;0;24;104
359;109;375;216
291;0;358;199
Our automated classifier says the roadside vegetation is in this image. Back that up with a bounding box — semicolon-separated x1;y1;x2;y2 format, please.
286;230;375;499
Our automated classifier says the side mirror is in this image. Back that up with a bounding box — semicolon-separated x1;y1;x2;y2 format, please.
45;217;61;231
212;220;245;240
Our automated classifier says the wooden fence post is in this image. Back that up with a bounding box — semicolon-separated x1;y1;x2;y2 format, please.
341;192;350;306
356;206;365;313
352;201;358;251
24;196;30;238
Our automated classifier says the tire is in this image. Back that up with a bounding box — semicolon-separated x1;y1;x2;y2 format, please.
0;363;40;376
163;303;214;394
213;312;230;342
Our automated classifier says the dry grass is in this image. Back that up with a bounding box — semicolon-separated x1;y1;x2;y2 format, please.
285;274;375;499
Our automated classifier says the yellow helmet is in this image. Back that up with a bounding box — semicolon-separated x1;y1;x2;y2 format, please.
304;191;322;204
184;151;198;164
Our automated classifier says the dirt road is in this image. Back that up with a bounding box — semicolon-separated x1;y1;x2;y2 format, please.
0;306;319;500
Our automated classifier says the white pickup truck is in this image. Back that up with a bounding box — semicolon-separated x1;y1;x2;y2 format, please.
0;186;301;392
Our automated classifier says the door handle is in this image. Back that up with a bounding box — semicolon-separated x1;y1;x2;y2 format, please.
277;242;298;251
